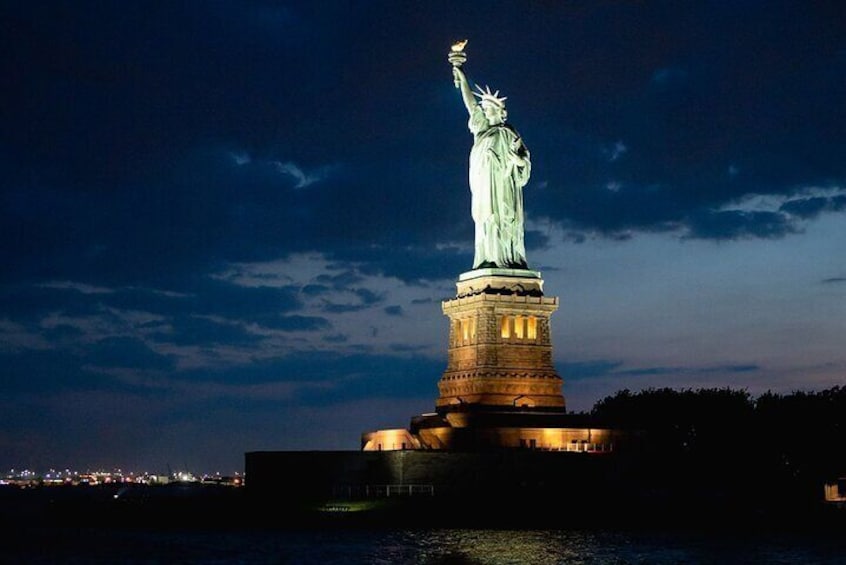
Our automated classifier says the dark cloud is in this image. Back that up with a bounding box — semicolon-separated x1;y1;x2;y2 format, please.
146;316;260;347
293;355;443;407
1;348;153;394
0;283;102;321
302;284;331;296
619;364;760;377
562;361;761;382
314;270;366;289
86;336;176;370
321;303;365;315
334;244;469;284
323;333;348;343
171;352;441;404
560;360;623;381
781;194;846;219
684;210;798;240
384;305;403;316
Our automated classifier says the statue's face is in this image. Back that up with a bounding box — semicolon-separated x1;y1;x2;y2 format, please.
481;102;504;125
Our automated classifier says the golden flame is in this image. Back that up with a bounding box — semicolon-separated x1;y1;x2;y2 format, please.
451;39;468;52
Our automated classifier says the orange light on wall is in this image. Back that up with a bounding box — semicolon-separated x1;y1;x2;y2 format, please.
527;316;537;339
459;318;476;342
361;428;417;451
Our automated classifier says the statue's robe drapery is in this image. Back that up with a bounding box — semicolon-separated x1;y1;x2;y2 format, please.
468;104;531;269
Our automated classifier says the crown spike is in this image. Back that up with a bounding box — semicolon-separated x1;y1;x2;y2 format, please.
472;83;508;108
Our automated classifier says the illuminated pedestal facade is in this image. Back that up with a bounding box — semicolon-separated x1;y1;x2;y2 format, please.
437;269;563;410
362;269;617;452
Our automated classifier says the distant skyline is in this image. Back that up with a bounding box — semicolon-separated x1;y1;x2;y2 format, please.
1;2;844;474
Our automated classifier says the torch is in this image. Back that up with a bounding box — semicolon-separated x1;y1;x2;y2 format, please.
448;39;468;88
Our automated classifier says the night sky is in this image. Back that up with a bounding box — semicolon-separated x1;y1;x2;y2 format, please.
2;2;844;475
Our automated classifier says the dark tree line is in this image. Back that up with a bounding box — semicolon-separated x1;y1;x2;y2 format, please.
584;385;846;519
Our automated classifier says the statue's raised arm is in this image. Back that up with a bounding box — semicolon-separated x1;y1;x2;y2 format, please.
449;40;475;115
447;40;532;271
453;67;475;115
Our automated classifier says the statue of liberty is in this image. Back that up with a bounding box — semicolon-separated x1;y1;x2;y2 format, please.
450;42;531;270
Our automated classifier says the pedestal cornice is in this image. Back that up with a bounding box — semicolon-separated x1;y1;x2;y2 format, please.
455;269;546;297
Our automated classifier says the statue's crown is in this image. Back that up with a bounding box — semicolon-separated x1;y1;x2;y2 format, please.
473;84;507;108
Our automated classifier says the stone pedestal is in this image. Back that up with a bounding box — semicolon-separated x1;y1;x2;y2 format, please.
436;269;565;411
